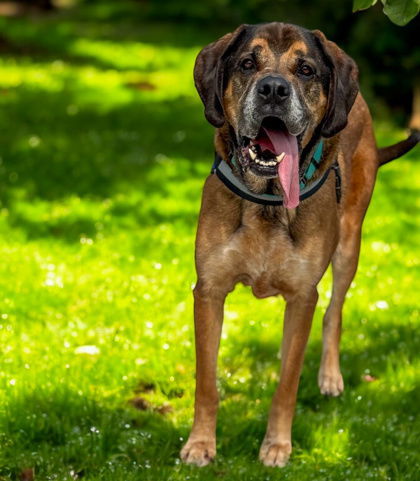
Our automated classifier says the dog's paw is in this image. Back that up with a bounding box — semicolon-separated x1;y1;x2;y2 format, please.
180;438;216;467
318;369;344;397
259;439;291;467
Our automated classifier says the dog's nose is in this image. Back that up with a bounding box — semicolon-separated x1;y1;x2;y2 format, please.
257;75;290;103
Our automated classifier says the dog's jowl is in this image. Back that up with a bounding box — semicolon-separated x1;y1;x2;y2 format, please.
181;22;419;467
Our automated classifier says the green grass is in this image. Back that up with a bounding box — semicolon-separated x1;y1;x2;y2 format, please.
0;5;419;481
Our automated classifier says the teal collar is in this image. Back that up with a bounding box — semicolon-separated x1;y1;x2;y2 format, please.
301;140;323;188
212;140;341;206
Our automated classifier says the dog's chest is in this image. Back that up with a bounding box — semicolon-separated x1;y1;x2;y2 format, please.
219;222;321;298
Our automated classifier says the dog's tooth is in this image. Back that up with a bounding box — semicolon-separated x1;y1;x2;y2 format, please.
249;148;257;160
276;152;286;163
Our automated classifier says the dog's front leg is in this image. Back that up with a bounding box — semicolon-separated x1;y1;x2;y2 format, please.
181;282;225;466
259;288;318;467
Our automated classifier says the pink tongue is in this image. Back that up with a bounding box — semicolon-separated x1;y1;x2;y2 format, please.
263;127;300;209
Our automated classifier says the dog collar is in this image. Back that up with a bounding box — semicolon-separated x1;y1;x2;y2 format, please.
212;141;341;206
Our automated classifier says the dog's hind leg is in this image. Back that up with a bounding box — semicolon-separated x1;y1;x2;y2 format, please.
319;104;379;396
318;220;362;396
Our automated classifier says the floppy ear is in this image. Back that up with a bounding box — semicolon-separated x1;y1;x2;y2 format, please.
312;30;359;138
194;25;250;127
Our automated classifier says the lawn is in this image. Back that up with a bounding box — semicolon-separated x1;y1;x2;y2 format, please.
0;4;419;481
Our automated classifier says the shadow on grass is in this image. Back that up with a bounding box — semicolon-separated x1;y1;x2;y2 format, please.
0;86;213;241
0;388;182;479
0;4;223;64
1;87;210;196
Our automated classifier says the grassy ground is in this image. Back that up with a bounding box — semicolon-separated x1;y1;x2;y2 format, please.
0;5;419;481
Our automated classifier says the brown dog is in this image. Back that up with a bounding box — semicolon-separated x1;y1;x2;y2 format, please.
180;22;418;467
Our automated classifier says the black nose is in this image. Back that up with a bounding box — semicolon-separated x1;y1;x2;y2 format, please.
257;75;290;103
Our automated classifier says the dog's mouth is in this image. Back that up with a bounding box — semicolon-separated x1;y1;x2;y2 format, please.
240;117;300;209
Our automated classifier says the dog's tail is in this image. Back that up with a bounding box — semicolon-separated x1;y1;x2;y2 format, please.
378;129;419;167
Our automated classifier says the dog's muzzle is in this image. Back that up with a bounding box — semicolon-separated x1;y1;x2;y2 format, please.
240;75;307;140
256;75;290;105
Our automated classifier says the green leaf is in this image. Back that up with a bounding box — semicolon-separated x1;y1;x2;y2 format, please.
382;0;420;26
353;0;378;12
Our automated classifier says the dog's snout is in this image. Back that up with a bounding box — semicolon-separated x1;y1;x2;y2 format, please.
257;75;290;103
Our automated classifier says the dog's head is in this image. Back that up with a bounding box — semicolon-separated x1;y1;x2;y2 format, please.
194;23;358;206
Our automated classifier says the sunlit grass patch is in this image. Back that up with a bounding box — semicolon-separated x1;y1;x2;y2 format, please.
0;58;196;107
69;37;199;72
310;415;350;462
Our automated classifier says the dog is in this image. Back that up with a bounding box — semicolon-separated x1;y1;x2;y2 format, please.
180;22;419;467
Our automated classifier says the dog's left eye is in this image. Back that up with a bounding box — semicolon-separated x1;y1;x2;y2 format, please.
297;63;315;78
240;58;256;71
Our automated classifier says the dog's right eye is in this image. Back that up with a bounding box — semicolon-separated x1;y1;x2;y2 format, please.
240;58;255;71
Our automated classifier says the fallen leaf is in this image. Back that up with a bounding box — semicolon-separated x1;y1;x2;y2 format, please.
154;404;173;415
125;81;156;91
135;381;155;394
129;396;150;410
363;374;377;382
19;468;34;481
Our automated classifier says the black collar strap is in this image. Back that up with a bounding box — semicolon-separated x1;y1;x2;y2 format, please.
212;153;341;206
